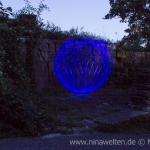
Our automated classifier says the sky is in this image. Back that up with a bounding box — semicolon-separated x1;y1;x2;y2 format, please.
2;0;128;42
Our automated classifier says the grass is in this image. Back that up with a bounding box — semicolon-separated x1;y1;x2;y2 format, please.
36;87;149;135
24;87;131;135
58;128;74;135
76;115;94;120
0;132;15;139
63;111;80;127
102;108;122;115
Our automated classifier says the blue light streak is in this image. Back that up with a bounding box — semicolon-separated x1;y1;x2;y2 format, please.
54;38;114;94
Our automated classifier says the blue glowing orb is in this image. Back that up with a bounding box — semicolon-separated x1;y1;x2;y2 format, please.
54;38;114;94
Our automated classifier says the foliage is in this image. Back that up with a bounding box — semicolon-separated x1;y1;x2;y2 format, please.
0;1;12;20
0;0;50;89
115;41;126;63
44;22;110;43
13;0;50;23
0;1;50;137
111;47;150;89
0;92;39;136
104;0;150;51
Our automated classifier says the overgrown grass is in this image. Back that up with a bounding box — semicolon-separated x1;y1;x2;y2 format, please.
102;108;122;115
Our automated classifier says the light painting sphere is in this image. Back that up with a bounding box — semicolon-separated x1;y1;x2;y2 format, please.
54;38;114;94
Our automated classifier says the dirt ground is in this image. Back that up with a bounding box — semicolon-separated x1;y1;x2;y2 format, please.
0;87;150;150
42;87;148;134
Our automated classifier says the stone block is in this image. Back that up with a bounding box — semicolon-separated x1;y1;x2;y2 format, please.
142;107;150;112
130;96;145;102
132;105;143;111
128;101;137;105
138;91;150;97
137;84;150;90
142;100;150;105
141;103;150;107
130;99;139;104
128;104;135;109
129;105;150;112
128;89;139;95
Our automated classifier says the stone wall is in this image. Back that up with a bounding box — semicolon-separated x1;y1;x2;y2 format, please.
128;68;150;112
34;38;63;91
25;38;150;91
125;51;150;64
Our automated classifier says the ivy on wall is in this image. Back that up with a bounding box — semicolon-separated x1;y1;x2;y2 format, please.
0;0;50;91
0;0;50;136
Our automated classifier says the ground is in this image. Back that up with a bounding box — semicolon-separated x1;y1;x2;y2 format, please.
37;87;149;135
0;86;150;150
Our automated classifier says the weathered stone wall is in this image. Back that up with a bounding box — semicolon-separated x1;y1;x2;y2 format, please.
125;51;150;64
128;68;150;112
23;38;150;91
34;38;63;91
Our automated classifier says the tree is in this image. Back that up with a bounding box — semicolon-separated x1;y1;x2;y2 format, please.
0;1;12;20
104;0;150;51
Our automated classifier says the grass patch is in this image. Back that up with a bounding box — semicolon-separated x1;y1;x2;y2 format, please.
58;128;74;135
102;108;122;115
0;130;16;140
76;115;94;120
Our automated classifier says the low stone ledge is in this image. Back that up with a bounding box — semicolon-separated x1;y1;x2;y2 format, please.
128;104;150;112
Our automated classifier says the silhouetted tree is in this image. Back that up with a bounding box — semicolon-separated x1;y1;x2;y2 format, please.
104;0;150;51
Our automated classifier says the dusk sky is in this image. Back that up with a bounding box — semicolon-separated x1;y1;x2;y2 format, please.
2;0;128;42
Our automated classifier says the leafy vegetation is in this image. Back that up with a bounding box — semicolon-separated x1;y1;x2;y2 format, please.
103;0;150;88
104;0;150;51
0;0;50;138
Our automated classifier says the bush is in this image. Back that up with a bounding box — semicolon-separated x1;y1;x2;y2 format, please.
0;76;41;136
